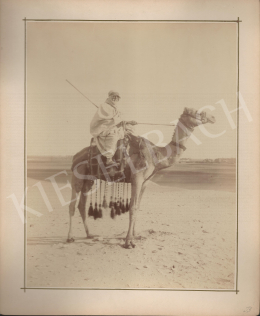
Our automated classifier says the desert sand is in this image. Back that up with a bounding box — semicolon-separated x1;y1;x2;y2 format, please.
26;172;236;289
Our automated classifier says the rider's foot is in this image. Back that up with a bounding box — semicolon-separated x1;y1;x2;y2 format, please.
106;158;115;165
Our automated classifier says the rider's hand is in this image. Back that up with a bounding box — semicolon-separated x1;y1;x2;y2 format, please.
116;121;123;128
128;120;138;125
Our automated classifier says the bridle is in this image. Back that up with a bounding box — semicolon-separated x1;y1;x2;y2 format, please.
170;113;206;151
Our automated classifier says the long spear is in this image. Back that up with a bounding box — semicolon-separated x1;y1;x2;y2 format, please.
66;79;98;108
66;79;175;126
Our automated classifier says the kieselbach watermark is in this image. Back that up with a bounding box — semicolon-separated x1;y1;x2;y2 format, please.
7;93;252;223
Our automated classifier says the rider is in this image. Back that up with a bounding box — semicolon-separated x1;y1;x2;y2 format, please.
90;90;137;164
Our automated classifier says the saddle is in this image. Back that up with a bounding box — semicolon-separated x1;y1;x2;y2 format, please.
71;134;144;182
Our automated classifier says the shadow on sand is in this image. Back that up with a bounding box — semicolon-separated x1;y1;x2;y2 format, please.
27;236;129;247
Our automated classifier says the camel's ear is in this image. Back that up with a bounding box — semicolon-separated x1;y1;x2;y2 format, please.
183;107;198;117
183;107;189;114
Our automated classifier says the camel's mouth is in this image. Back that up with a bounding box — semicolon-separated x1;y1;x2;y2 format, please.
183;108;216;124
198;113;216;124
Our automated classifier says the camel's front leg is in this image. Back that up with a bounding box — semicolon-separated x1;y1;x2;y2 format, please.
124;180;143;249
67;189;80;243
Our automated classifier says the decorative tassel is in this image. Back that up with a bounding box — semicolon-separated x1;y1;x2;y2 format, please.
121;199;125;213
93;178;99;220
116;200;121;215
103;182;108;208
114;182;120;215
126;183;130;212
110;178;116;218
88;184;94;217
109;196;113;208
88;202;94;217
93;202;99;220
102;196;108;208
114;200;118;215
98;204;103;218
122;181;126;214
110;203;115;219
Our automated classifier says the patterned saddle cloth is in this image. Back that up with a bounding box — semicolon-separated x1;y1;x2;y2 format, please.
71;134;146;182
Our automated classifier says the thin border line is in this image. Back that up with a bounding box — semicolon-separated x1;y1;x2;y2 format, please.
23;19;242;22
236;16;240;295
20;288;239;292
24;18;240;293
24;17;27;294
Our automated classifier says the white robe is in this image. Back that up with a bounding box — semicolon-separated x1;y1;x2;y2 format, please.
90;101;125;159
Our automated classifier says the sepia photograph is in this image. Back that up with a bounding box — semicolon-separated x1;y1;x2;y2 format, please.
1;0;259;315
26;21;238;289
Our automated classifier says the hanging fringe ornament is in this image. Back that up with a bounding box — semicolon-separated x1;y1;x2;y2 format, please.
109;180;114;208
116;182;121;215
102;181;108;208
98;205;103;218
88;185;94;217
121;199;125;213
110;203;115;219
125;183;129;212
98;179;102;218
109;196;113;208
93;179;99;220
114;182;119;215
94;202;99;220
119;183;123;211
114;201;118;215
88;202;94;217
121;181;125;213
88;147;94;217
116;200;121;215
102;197;108;209
119;197;122;211
110;177;116;219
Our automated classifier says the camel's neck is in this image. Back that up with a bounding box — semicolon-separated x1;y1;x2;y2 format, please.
171;119;193;149
156;120;193;169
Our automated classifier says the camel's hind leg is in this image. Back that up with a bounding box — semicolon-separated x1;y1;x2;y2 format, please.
78;180;93;238
67;168;92;242
67;187;80;243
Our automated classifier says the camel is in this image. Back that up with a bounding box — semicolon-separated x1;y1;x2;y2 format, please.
67;107;216;248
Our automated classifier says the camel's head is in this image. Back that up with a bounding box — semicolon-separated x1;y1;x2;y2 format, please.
180;107;216;129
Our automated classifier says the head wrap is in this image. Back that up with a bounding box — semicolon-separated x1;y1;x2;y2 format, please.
108;90;120;98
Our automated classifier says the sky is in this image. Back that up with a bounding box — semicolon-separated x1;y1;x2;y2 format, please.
27;22;237;159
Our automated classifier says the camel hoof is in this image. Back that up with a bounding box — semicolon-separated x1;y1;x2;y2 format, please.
123;244;133;249
130;241;136;248
67;238;75;243
124;240;136;249
86;234;94;239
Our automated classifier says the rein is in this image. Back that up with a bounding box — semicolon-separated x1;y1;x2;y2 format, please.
137;114;204;127
170;141;187;151
137;122;175;126
169;115;198;152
